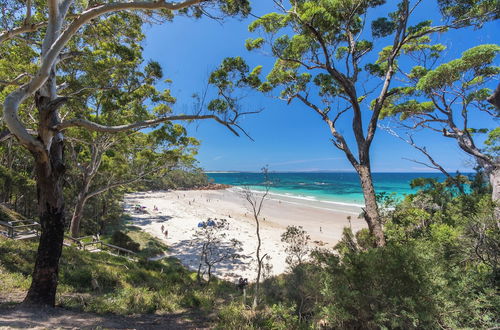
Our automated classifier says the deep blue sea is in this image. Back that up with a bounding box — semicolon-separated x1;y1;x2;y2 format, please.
207;172;456;207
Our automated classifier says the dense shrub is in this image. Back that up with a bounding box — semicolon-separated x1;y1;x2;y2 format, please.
109;231;140;252
250;172;499;329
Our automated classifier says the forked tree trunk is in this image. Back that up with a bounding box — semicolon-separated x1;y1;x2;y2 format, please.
357;165;386;247
69;190;88;238
23;93;66;307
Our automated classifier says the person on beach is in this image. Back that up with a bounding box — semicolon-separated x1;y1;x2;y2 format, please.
161;225;165;233
320;226;322;233
154;205;158;212
237;277;248;291
164;230;168;239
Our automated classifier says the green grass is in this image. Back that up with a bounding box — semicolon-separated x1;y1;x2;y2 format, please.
0;236;240;317
124;226;169;258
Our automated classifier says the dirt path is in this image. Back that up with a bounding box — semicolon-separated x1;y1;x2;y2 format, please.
0;305;211;329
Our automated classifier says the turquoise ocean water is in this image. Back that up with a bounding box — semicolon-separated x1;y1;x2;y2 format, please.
207;172;458;207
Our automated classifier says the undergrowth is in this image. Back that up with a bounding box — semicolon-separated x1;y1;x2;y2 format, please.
0;235;238;318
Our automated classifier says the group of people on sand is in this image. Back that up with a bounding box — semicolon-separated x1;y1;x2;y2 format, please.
133;204;161;214
133;204;147;213
197;218;218;228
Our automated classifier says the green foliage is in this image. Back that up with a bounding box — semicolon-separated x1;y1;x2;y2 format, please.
207;56;263;116
248;12;290;33
145;168;209;190
371;17;396;38
109;231;140;252
124;227;169;258
281;225;311;267
245;37;264;51
379;41;499;166
417;44;500;93
484;127;500;155
438;0;500;26
217;302;300;329
216;0;251;16
381;99;435;120
0;235;240;316
0;204;26;223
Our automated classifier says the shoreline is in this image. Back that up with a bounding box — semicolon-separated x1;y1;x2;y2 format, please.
227;187;363;215
124;188;366;282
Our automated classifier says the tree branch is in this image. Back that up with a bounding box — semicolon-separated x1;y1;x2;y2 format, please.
85;167;161;201
295;93;359;166
0;22;46;44
3;0;206;157
55;114;243;136
365;0;410;153
0;73;32;86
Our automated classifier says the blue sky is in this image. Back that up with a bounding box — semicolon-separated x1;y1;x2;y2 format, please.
141;1;498;173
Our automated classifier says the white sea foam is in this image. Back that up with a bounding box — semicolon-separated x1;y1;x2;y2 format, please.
227;186;364;213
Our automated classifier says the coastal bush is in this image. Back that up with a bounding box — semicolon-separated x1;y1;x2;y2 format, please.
125;227;169;258
244;173;499;329
144;168;209;190
217;303;252;329
109;231;140;252
259;238;498;329
315;243;442;329
281;225;310;267
216;302;300;330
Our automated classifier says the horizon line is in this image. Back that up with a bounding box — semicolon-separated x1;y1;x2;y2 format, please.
204;170;475;174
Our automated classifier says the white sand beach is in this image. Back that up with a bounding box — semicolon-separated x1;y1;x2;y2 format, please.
124;188;366;283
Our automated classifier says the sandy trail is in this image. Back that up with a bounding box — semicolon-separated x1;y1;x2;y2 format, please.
124;189;365;283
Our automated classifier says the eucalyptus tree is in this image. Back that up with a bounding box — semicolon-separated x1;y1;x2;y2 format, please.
233;0;471;246
0;0;250;306
56;13;200;238
380;45;499;209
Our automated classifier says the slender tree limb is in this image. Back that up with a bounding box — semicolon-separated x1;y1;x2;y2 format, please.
383;125;465;192
295;93;359;166
55;114;244;136
85;165;170;200
0;22;46;44
0;73;32;86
